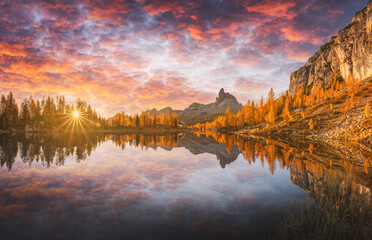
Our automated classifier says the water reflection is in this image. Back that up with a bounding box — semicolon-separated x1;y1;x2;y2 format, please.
0;131;371;239
0;133;107;169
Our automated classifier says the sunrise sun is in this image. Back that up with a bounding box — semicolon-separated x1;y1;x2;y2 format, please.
73;110;80;118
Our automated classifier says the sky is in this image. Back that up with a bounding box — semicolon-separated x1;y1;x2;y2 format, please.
0;0;368;116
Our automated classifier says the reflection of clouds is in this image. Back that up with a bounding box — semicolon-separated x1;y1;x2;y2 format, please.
0;141;306;239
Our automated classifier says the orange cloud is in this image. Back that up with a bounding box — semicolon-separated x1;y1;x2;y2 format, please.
0;0;365;117
143;0;185;16
244;0;297;19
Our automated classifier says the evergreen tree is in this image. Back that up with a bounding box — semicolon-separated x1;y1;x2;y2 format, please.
5;92;18;129
20;99;30;127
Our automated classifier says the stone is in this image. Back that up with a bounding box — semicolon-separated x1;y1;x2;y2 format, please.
289;1;372;95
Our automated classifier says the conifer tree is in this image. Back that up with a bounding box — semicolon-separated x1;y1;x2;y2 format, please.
224;107;232;127
266;105;275;124
282;98;291;125
5;92;18;129
20;99;30;127
309;119;314;130
365;102;370;119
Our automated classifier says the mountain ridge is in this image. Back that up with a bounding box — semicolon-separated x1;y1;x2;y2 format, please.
144;88;242;125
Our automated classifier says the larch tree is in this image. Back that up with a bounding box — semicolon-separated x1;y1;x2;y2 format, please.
294;86;304;107
309;119;314;130
365;102;370;118
29;97;37;121
171;113;178;128
153;109;157;127
282;97;291;125
266;105;276;124
224;107;232;127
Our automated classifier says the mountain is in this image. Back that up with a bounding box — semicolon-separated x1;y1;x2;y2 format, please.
147;107;183;118
147;88;242;125
289;0;372;95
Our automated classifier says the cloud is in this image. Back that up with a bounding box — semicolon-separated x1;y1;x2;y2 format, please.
132;72;215;111
0;0;368;116
244;0;297;19
233;77;274;100
143;0;185;17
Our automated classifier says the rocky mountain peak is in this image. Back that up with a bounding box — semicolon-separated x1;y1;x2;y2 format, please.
143;88;242;125
288;0;372;95
215;88;239;105
219;88;225;96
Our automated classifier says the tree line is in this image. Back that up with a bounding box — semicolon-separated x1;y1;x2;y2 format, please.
0;92;107;131
193;75;371;131
110;109;178;128
0;92;180;132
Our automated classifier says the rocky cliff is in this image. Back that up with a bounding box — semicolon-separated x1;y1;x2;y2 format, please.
289;0;372;95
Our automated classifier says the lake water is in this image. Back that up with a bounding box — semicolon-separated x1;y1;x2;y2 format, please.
0;132;371;240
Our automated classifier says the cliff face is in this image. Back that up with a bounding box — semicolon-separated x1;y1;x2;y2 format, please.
289;0;372;95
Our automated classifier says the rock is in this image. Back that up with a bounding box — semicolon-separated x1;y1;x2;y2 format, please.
289;1;372;95
143;88;242;125
215;88;239;105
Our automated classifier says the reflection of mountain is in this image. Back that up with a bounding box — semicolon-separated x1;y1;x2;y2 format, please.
193;131;372;201
289;153;372;203
1;132;371;196
110;133;242;168
247;136;372;204
1;131;370;239
177;133;240;168
0;132;242;170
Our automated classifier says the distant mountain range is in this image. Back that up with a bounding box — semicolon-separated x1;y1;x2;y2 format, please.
110;88;242;125
146;88;242;125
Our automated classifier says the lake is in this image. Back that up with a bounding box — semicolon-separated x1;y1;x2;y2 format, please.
0;132;371;240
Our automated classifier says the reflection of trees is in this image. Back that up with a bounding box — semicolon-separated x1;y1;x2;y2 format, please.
0;133;182;170
1;131;371;192
277;175;372;240
193;131;371;185
110;133;180;151
0;133;108;170
193;130;372;239
0;131;370;238
2;129;370;180
0;135;18;170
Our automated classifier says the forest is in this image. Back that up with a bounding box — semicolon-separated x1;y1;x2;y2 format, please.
192;75;371;133
1;75;370;134
0;93;107;131
0;92;179;132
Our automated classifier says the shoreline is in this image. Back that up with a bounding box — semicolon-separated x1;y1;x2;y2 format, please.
0;127;193;135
